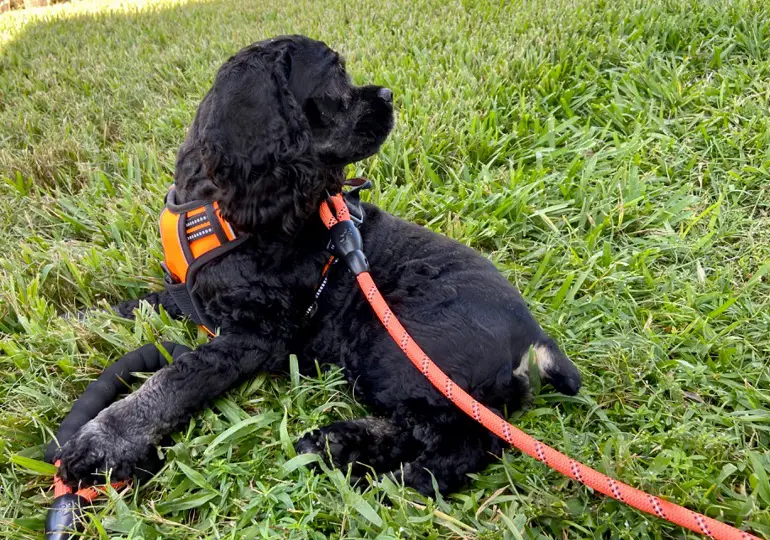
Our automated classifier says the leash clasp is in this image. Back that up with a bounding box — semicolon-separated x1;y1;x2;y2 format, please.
327;220;369;276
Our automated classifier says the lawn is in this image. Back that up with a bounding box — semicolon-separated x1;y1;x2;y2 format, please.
1;0;770;537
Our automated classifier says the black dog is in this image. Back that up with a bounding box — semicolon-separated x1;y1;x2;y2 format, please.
57;35;581;495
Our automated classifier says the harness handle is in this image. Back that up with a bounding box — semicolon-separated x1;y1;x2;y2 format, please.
321;193;758;540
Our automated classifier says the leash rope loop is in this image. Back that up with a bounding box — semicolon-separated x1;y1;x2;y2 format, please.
321;193;758;540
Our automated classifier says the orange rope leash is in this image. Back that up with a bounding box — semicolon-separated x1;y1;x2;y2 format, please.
321;194;758;540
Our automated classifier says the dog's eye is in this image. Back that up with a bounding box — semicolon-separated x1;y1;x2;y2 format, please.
304;100;324;125
305;97;346;127
317;97;344;115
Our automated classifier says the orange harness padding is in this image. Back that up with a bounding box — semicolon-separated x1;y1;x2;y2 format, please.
159;187;249;335
320;193;759;540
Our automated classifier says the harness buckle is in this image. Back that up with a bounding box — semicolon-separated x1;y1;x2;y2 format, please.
160;262;178;285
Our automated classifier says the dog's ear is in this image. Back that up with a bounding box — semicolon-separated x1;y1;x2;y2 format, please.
199;137;236;188
193;45;320;236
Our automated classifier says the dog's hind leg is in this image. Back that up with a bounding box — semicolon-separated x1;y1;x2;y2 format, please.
387;415;503;496
296;414;505;496
295;417;423;481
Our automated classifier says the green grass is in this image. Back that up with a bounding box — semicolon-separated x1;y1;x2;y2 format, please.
1;0;770;537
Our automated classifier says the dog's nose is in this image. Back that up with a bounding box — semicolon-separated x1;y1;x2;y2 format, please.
378;87;393;103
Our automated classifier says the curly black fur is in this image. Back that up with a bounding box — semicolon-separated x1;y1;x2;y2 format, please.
57;35;581;496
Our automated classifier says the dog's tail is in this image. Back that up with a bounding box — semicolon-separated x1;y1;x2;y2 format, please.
515;335;582;396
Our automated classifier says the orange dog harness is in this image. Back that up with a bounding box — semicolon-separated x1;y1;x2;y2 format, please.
159;187;250;334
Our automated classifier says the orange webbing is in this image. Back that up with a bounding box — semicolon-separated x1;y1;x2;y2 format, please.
159;207;187;283
52;460;128;502
321;194;758;540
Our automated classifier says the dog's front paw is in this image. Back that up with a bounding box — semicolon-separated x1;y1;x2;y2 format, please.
57;419;148;488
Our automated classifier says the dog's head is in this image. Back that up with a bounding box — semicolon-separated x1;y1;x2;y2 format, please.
175;35;393;237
